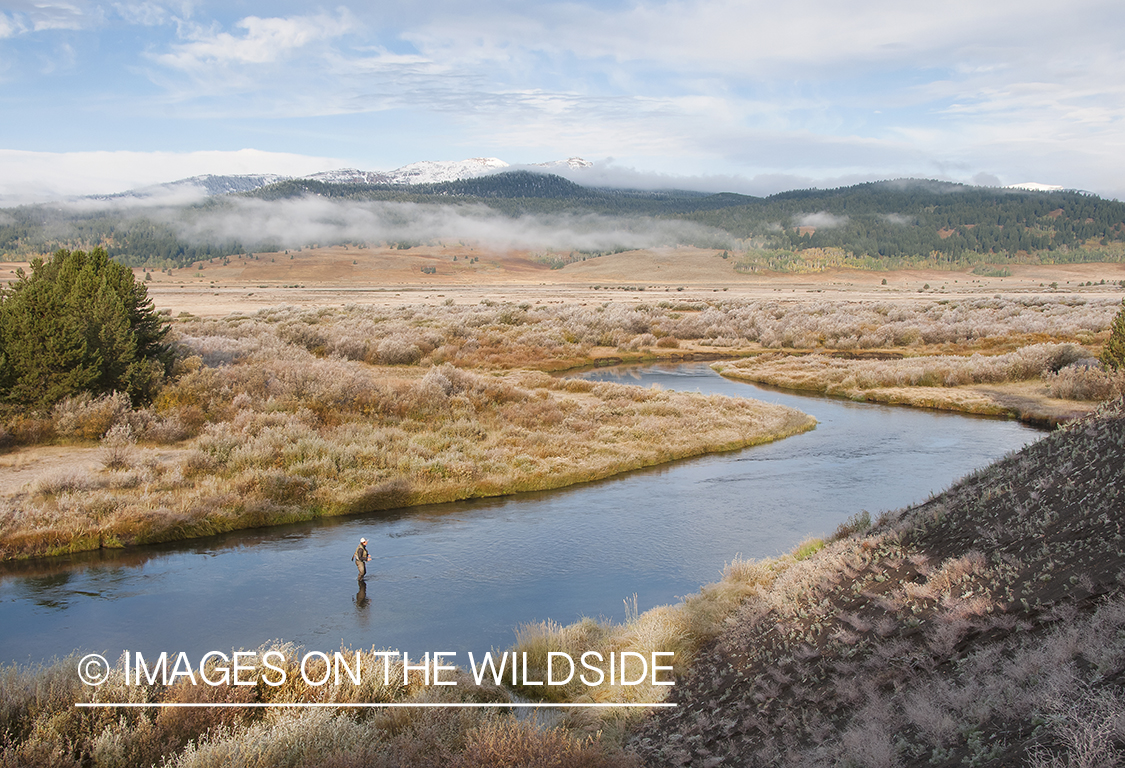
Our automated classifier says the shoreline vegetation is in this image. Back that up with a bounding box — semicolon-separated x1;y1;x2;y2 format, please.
714;343;1125;427
3;294;1124;561
0;367;813;561
3;399;1122;767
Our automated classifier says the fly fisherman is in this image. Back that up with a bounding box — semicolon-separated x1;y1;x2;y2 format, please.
353;537;371;581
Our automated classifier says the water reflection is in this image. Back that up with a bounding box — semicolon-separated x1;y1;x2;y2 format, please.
0;364;1041;666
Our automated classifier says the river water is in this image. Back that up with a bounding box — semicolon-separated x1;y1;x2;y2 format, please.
0;363;1039;666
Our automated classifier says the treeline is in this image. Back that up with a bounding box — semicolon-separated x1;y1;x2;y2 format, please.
2;175;1124;267
0;207;250;267
683;181;1125;260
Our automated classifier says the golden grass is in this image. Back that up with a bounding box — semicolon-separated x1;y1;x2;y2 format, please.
715;342;1122;423
0;363;812;560
0;641;640;768
5;293;1124;558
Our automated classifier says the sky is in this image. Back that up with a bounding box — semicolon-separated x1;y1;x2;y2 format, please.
1;0;1124;202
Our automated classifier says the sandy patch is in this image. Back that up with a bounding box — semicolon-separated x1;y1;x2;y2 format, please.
0;445;190;497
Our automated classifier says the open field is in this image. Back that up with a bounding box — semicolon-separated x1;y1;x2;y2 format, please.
2;251;1124;765
8;245;1123;315
2;252;1124;558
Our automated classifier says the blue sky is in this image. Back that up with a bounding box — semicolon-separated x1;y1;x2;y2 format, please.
2;0;1124;201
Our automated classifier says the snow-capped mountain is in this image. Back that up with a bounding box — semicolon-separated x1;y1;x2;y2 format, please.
303;158;515;186
91;173;289;201
381;157;511;185
304;169;392;185
531;157;594;171
1004;182;1065;192
102;158;590;200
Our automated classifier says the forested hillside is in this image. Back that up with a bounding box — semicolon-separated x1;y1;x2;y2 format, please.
1;175;1123;269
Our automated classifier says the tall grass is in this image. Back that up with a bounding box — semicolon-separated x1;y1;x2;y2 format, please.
0;643;637;768
0;359;813;559
5;293;1121;554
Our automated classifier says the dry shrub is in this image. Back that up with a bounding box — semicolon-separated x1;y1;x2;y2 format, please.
53;392;133;440
833;509;872;540
142;414;191;444
3;415;55;446
30;469;98;497
277;320;328;354
377;337;423;365
340;478;412;515
1045;364;1125;401
455;718;640;768
623;333;657;350
168;709;374;768
839;720;900;768
655;336;680;349
236;469;314;504
721;342;1102;397
926;551;989;596
100;423;136;470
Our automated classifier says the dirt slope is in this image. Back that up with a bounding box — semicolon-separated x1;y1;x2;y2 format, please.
631;400;1125;767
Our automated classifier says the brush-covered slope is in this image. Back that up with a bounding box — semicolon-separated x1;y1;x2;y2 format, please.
631;400;1125;767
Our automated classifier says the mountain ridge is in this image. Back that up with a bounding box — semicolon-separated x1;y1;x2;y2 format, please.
102;157;592;201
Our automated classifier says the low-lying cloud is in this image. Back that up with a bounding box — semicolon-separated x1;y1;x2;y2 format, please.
795;212;848;229
166;196;733;251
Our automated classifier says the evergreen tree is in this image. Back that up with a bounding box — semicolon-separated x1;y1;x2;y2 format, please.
1102;299;1125;371
0;248;171;409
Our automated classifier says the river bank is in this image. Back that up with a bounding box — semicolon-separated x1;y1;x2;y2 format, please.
0;385;1109;768
0;364;1040;668
713;346;1119;427
0;366;813;561
4;294;1119;560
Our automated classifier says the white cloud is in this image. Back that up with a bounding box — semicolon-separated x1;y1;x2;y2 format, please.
796;212;848;229
112;2;170;26
166;196;732;252
0;149;349;204
0;1;94;33
155;9;356;71
402;0;1115;75
0;12;20;37
4;0;1125;201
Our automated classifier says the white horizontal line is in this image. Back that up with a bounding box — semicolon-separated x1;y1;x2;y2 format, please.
76;702;676;709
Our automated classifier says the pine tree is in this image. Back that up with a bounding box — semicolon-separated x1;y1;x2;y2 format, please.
0;248;171;409
1102;299;1125;371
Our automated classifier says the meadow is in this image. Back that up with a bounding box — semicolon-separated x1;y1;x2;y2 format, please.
4;291;1123;560
0;275;1123;766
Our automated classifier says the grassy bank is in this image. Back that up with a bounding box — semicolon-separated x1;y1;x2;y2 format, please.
715;342;1125;425
4;400;1122;767
1;294;1120;559
0;363;812;560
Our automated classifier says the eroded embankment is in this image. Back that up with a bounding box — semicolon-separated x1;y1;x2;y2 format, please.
630;398;1125;767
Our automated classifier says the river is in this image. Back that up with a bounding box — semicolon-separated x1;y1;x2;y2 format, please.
0;363;1039;666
